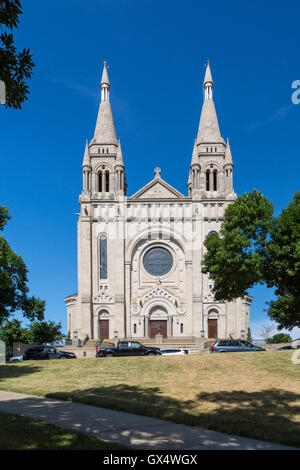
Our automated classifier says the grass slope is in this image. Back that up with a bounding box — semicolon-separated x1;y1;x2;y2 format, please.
0;351;299;448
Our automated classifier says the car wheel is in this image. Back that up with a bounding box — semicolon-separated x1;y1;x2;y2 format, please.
147;352;155;356
59;356;67;359
105;353;114;357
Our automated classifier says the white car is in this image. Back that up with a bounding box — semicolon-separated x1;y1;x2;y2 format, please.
9;355;23;362
161;349;189;356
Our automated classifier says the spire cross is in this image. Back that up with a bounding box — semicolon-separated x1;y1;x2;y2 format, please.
154;167;161;178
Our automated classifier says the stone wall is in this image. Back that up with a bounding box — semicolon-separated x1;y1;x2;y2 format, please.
13;342;39;356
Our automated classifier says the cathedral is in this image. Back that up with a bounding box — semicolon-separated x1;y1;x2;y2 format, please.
64;62;251;342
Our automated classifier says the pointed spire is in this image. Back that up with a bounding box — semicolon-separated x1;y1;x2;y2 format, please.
190;139;199;165
82;140;91;167
196;61;223;144
203;60;213;86
101;61;110;87
224;138;233;165
116;139;124;165
93;62;118;145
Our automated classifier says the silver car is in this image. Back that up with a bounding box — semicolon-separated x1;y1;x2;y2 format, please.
161;349;189;355
210;340;265;353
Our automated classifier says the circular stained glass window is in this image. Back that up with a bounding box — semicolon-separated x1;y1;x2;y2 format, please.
143;247;173;276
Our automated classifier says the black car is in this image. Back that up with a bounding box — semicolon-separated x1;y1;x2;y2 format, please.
96;340;161;357
210;339;265;353
23;346;77;360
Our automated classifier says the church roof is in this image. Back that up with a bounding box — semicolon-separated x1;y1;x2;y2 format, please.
130;168;185;199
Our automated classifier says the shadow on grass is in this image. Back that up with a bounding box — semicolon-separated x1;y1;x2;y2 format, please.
45;385;300;448
0;411;128;450
0;363;41;380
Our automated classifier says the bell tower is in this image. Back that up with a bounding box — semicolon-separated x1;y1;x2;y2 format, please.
188;61;235;200
81;61;127;200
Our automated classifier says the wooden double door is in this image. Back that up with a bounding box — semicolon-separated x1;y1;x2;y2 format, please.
149;320;167;338
208;318;218;339
99;319;109;339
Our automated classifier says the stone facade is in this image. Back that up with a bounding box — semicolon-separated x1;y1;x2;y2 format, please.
64;62;251;341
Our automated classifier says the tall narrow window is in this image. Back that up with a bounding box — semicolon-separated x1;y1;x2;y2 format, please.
105;171;109;192
213;170;218;191
100;235;107;279
206;170;210;191
98;171;102;192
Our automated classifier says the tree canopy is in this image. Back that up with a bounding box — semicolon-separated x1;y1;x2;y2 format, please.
267;333;292;344
1;319;64;359
202;190;300;330
0;0;34;109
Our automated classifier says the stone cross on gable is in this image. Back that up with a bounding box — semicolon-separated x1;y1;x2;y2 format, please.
154;167;161;178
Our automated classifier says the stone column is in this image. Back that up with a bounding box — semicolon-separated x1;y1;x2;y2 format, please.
125;261;131;338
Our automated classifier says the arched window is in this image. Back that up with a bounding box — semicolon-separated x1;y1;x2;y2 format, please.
100;235;107;279
213;170;218;191
105;171;109;192
98;171;102;192
206;170;210;191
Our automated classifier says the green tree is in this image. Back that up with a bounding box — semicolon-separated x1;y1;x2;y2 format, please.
202;190;300;331
266;333;292;344
247;327;252;342
0;207;45;324
27;321;65;345
0;318;29;358
0;0;34;109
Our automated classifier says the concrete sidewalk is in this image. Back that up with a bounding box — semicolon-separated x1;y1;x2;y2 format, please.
0;390;296;450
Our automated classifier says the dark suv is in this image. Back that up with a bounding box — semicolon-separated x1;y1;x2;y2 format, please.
210;340;265;353
23;346;77;360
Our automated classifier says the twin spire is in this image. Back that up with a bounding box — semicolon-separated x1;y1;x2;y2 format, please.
86;60;233;197
93;61;118;145
196;61;223;144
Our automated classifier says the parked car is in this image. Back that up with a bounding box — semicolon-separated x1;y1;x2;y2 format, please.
276;345;293;350
161;349;189;355
9;355;23;362
23;346;77;360
96;340;161;357
210;340;265;353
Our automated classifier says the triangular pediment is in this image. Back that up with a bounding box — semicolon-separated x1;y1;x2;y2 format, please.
131;177;185;200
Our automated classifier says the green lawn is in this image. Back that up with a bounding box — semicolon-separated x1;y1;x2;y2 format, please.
0;411;128;450
0;351;300;448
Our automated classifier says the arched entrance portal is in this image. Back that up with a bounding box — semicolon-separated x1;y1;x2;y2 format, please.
149;305;168;338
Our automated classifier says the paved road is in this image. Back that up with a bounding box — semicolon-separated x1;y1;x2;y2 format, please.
0;390;297;450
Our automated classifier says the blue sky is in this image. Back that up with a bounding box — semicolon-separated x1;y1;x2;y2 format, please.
1;0;299;339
